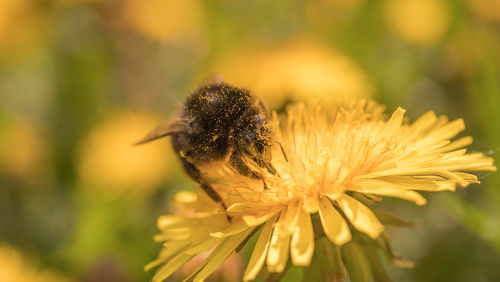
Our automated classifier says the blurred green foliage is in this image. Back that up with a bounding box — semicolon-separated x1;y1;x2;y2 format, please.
0;0;499;281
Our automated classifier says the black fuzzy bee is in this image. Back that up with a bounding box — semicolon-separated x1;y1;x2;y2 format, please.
136;83;275;212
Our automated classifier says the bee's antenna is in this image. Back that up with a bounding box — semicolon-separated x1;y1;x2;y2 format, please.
132;118;190;146
277;141;288;162
133;120;183;146
133;131;174;146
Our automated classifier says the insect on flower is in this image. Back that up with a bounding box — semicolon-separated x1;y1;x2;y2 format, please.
136;83;276;213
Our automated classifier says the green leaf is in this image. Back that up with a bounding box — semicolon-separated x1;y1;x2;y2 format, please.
364;242;392;282
372;210;419;227
316;237;346;282
301;251;322;282
342;241;374;282
375;232;415;269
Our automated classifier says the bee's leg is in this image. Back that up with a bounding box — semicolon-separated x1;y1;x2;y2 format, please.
252;157;277;175
180;158;231;221
229;151;268;189
200;183;228;211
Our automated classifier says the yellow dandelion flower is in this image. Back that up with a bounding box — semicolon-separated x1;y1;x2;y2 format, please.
211;40;372;109
383;0;449;46
148;100;496;281
77;111;173;195
122;0;206;43
0;245;72;282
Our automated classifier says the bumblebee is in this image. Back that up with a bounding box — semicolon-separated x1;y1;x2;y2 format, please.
136;83;275;212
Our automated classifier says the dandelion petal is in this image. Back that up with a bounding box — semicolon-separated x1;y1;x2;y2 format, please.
318;196;351;246
383;107;405;137
267;211;291;272
244;215;277;281
152;253;192;282
291;207;314;266
184;237;222;255
191;228;254;282
339;195;384;239
145;243;187;271
210;220;249;238
243;212;278;226
351;179;427;206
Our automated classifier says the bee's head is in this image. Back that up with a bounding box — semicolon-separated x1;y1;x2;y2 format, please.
235;114;273;160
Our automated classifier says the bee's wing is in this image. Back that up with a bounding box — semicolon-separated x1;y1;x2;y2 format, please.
134;120;186;145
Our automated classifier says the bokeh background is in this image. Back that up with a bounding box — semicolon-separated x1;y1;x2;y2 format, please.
1;0;499;281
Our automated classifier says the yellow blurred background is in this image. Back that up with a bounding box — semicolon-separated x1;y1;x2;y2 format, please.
0;0;499;281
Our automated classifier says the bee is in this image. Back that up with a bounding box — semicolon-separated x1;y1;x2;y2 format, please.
135;82;276;213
